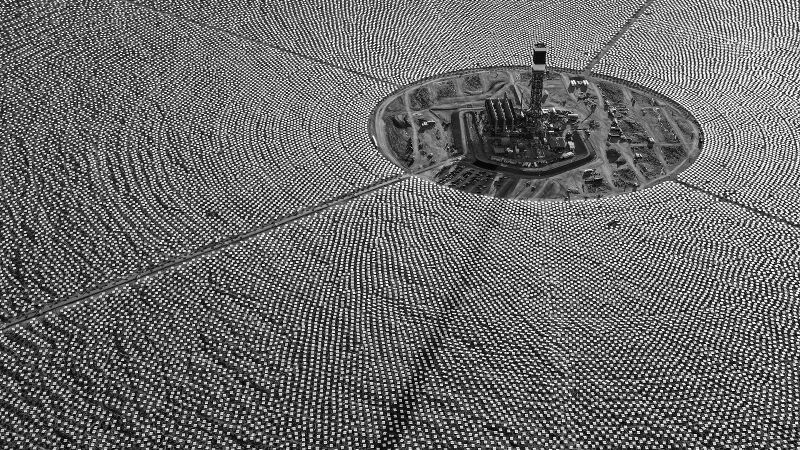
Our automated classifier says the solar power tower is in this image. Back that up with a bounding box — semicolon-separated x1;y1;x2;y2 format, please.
529;43;547;142
529;43;547;117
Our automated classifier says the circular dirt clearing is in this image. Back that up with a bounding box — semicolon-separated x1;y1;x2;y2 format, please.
370;66;703;201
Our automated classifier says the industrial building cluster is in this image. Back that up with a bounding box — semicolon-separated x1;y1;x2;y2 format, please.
482;44;580;163
482;44;547;140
